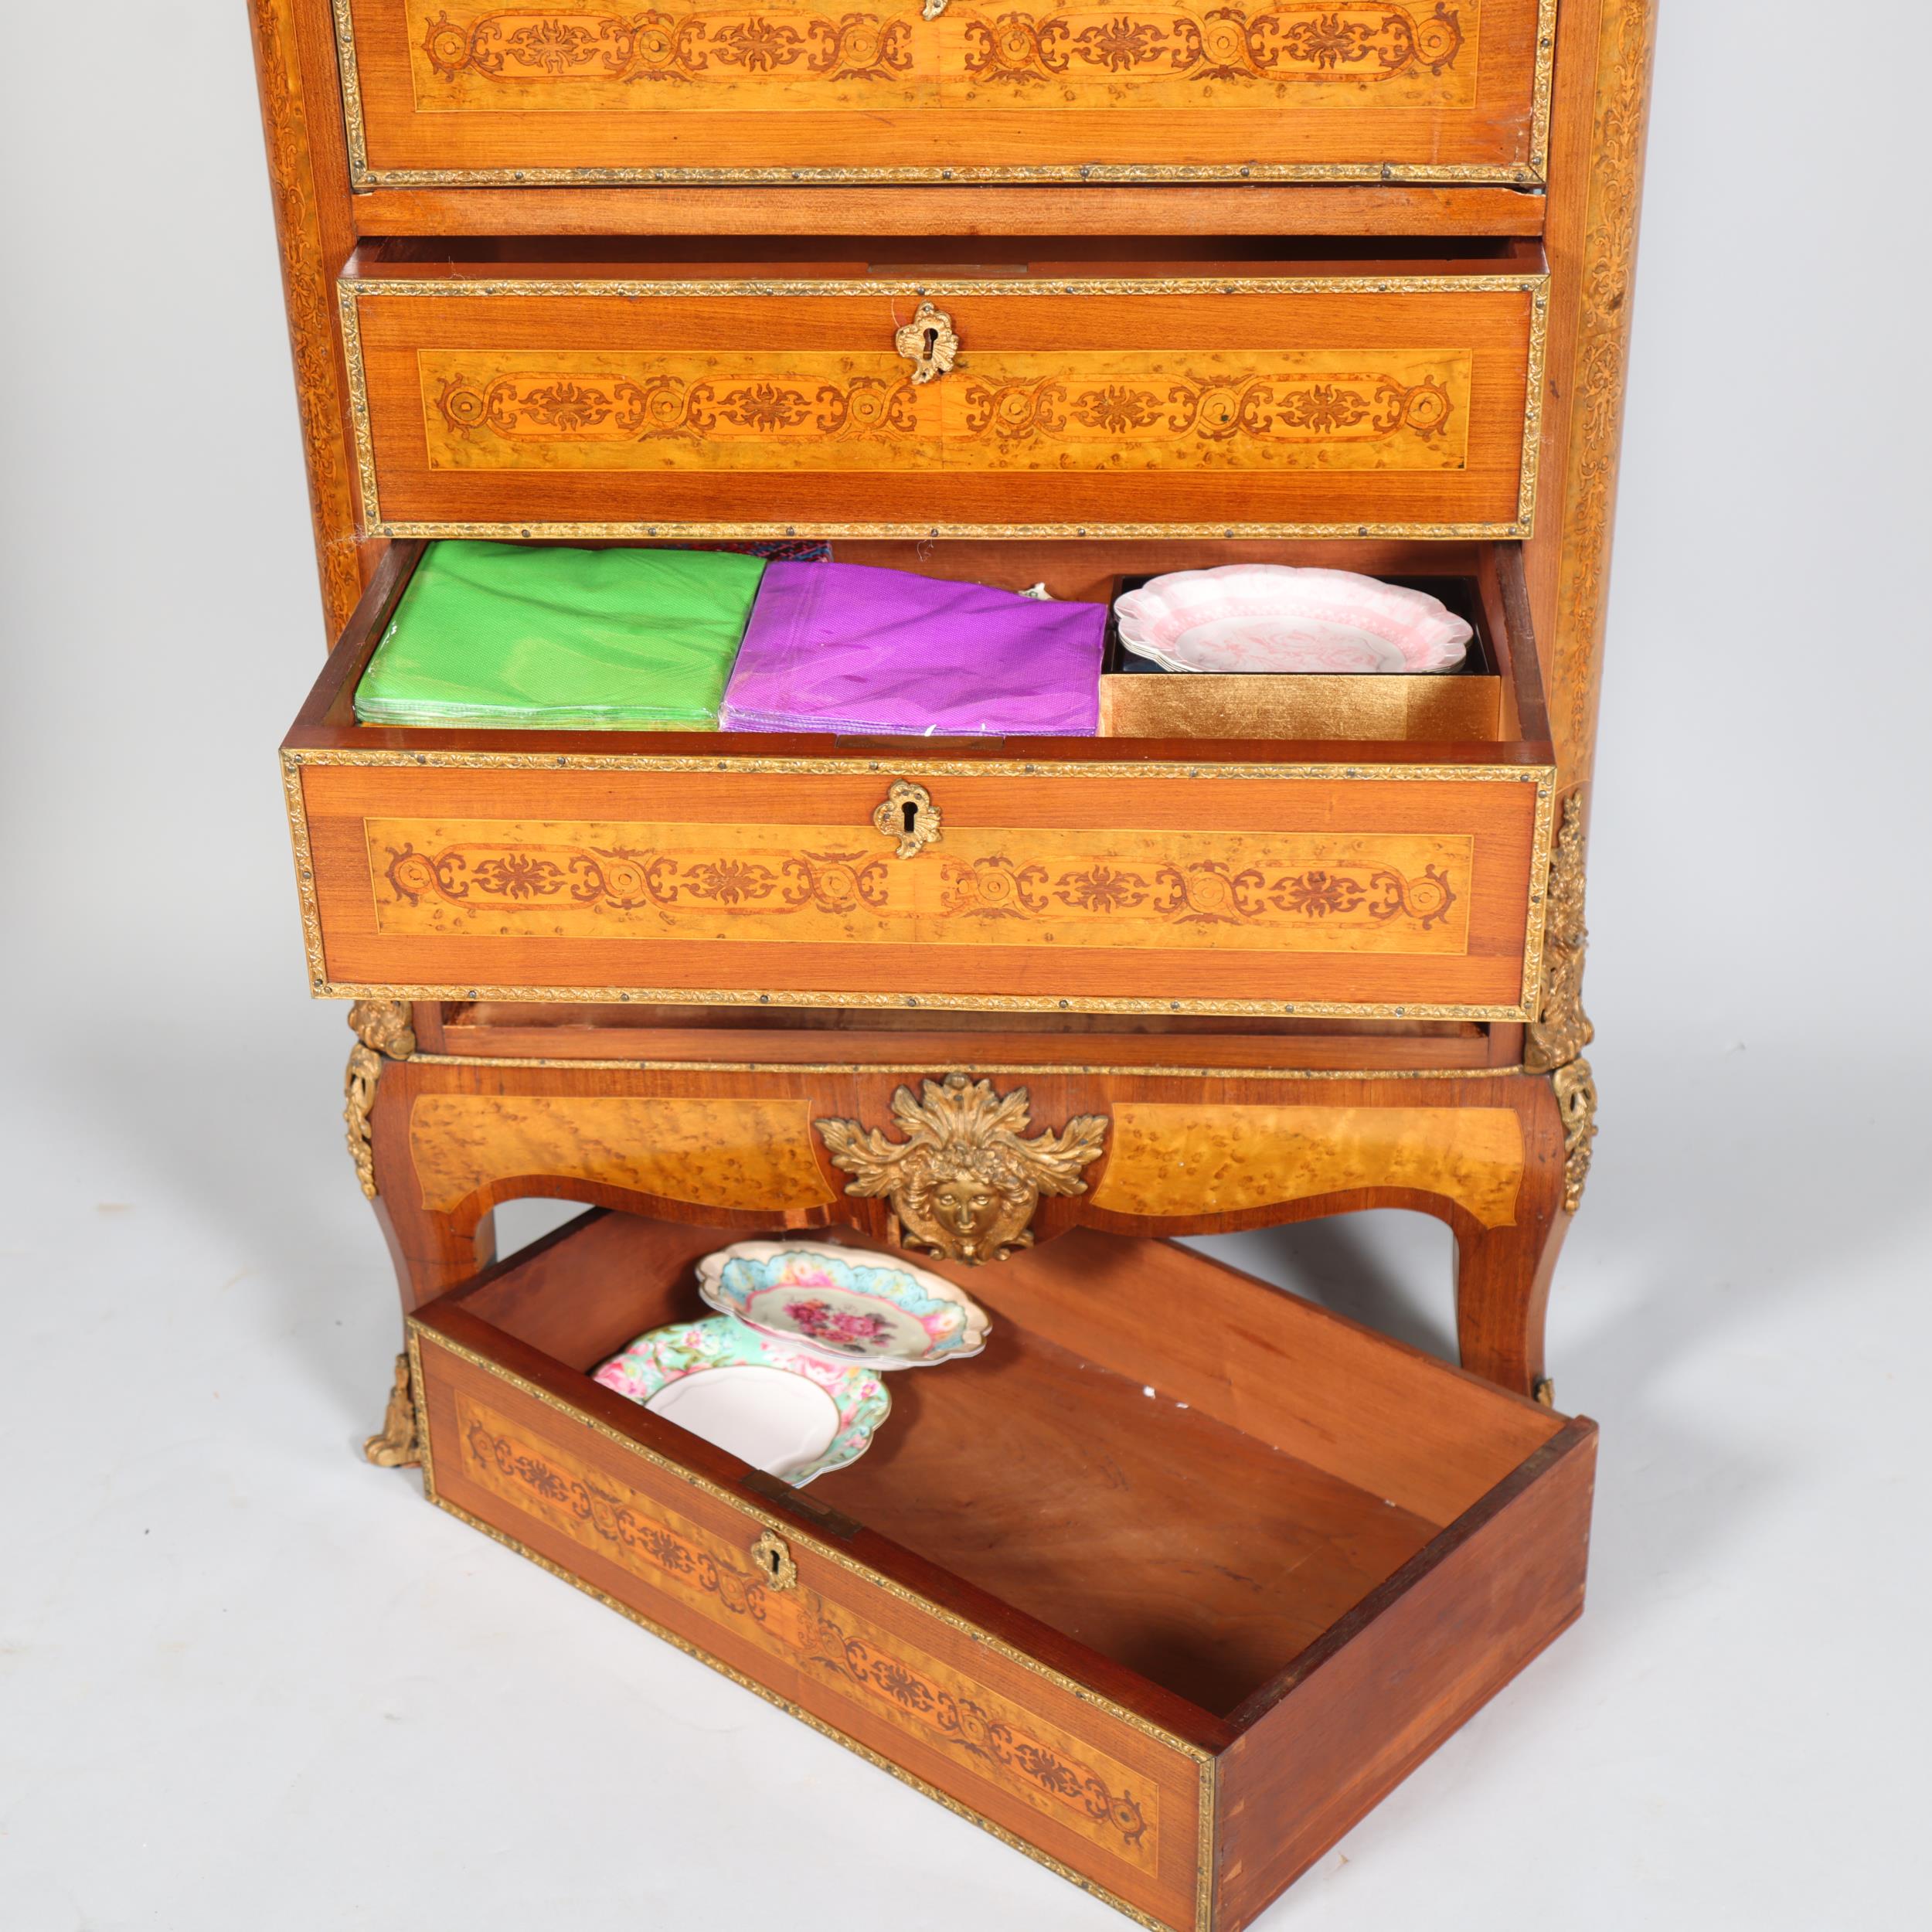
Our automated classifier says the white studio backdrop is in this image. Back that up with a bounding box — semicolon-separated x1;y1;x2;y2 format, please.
2;5;1927;1928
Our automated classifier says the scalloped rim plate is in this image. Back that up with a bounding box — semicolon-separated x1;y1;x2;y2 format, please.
594;1314;891;1485
696;1240;992;1369
1114;565;1473;675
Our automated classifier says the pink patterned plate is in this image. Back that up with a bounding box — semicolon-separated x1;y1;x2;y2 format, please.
695;1240;991;1369
1114;566;1473;675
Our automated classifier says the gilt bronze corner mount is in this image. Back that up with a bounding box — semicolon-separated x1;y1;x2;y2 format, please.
344;1000;415;1200
1526;791;1598;1211
363;1351;422;1468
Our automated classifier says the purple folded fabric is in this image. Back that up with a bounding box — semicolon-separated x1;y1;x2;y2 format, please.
719;561;1104;736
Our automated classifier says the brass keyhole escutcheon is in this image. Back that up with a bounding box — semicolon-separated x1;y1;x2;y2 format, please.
750;1528;797;1592
893;301;959;385
873;779;942;859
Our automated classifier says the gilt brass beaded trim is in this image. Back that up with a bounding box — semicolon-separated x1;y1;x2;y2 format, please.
335;281;380;532
379;517;1536;542
1196;1753;1217;1932
359;161;1547;190
407;1328;436;1499
411;1325;1216;1761
1529;0;1559;186
287;746;1551;784
1518;763;1558;1015
1517;281;1550;529
281;752;329;992
337;274;1548;540
345;275;1546;299
408;1055;1533;1081
326;985;1538;1021
330;0;369;184
335;0;1553;200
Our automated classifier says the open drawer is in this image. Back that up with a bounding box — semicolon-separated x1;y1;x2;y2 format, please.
284;537;1556;1016
339;240;1548;540
281;536;1556;1018
407;1207;1595;1931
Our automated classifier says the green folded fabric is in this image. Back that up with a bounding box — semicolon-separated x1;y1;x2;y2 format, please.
354;542;768;730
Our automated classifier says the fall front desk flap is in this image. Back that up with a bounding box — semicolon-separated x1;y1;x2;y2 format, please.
354;543;1107;736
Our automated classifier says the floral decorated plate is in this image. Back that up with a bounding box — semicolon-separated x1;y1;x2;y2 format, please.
594;1315;890;1485
696;1240;991;1370
1114;566;1473;675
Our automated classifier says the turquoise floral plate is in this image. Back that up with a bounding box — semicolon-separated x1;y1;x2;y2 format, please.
695;1240;992;1369
593;1315;890;1485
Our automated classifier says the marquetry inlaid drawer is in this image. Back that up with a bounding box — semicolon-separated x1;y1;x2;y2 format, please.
287;753;1553;1015
282;539;1555;1017
336;0;1556;188
338;253;1549;540
406;1206;1595;1931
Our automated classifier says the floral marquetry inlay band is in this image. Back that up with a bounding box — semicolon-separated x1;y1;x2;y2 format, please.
420;349;1469;477
428;355;925;461
420;6;919;90
451;1389;1160;1866
954;364;1457;454
955;4;1468;91
367;819;1476;957
406;4;1478;111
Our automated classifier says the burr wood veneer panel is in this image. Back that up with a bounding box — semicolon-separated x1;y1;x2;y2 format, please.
1090;1101;1526;1227
406;1093;840;1213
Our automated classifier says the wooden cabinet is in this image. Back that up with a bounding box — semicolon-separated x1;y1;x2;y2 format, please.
336;0;1556;185
341;246;1548;538
250;0;1657;1920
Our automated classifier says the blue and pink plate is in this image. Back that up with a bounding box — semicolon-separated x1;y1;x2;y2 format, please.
594;1240;990;1485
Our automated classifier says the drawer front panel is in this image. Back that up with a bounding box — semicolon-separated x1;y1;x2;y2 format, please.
285;755;1555;1016
342;277;1547;538
339;0;1553;184
413;1328;1209;1930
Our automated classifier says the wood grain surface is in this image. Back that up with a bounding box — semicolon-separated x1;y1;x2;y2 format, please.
349;183;1552;241
295;760;1549;1013
342;267;1543;536
339;0;1550;183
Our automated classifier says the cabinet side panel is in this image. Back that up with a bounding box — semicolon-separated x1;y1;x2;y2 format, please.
1528;0;1660;783
248;0;369;637
1214;1426;1594;1930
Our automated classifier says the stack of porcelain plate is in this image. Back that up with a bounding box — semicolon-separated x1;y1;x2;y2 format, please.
1114;565;1473;675
593;1240;990;1485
